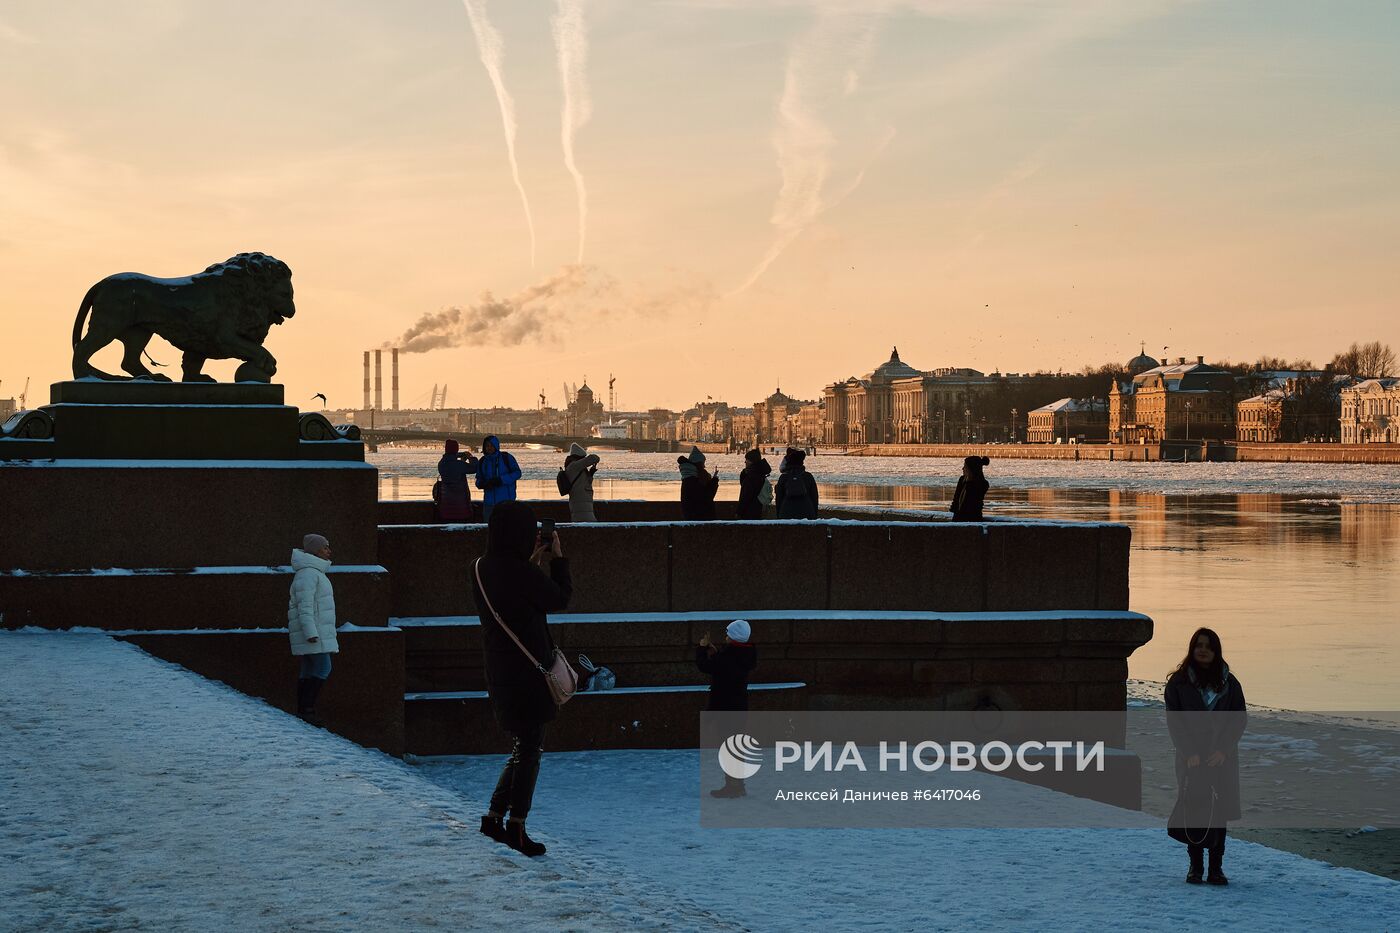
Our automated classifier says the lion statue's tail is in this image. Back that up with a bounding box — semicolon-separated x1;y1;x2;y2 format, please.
72;283;100;348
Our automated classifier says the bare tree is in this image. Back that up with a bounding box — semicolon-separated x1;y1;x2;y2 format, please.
1330;341;1396;378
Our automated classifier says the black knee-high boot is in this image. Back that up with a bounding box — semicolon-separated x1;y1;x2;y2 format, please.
1207;839;1228;886
1186;845;1204;884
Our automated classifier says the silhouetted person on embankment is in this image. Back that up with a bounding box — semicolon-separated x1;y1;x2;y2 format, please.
950;456;990;521
288;533;338;726
678;446;719;520
775;447;819;520
736;449;772;520
698;619;757;798
473;501;571;858
1166;627;1247;886
560;442;600;522
435;438;478;522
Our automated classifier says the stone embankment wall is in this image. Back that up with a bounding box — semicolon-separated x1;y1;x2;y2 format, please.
1226;442;1400;463
378;519;1129;617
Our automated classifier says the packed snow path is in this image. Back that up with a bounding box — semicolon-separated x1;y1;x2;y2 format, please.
0;633;732;932
3;633;1398;932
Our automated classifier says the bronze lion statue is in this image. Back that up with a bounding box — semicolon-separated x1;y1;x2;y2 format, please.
71;252;295;383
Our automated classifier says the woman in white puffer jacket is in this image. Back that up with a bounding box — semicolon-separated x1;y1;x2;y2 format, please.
289;533;339;724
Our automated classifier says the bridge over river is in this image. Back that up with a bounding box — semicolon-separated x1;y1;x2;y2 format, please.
359;428;680;454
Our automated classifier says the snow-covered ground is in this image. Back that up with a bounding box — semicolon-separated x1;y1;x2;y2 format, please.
4;631;1397;932
0;633;731;932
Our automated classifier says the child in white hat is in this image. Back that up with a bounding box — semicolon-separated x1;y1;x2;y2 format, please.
698;619;758;797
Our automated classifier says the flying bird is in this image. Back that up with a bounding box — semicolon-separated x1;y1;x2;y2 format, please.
312;393;327;407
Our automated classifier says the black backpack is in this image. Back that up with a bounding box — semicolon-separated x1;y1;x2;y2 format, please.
786;469;809;497
556;469;573;496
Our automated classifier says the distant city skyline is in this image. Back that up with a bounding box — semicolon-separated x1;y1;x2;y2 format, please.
3;0;1398;411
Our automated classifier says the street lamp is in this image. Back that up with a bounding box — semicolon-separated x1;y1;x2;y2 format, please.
965;408;972;443
939;408;946;444
1184;400;1192;441
1010;408;1018;443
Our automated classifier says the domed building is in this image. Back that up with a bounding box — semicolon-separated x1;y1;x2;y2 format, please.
1127;343;1159;377
822;347;1002;445
568;380;605;421
863;346;922;384
752;387;804;445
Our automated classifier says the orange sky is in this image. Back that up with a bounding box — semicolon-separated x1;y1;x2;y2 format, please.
2;0;1397;411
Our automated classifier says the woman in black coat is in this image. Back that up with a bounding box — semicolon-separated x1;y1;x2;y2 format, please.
472;500;571;857
950;456;989;521
678;447;720;521
1165;627;1247;885
736;449;772;520
775;447;819;520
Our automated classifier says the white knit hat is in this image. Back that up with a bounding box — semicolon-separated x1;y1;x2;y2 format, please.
726;619;751;643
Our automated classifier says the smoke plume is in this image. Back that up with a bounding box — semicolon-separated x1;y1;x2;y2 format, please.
462;0;538;267
552;0;593;263
389;266;716;353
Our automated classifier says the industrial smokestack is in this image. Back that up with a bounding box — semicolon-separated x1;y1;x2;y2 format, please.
392;348;400;411
374;349;383;410
363;351;371;410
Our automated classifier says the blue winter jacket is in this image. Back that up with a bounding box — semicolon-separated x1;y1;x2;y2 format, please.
475;436;522;509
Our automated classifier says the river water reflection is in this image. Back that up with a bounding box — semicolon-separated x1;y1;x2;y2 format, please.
372;449;1400;710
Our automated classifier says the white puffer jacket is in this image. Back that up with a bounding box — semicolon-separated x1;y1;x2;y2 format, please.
288;549;339;656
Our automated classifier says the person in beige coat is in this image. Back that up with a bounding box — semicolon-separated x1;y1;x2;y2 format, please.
289;533;339;724
562;443;601;522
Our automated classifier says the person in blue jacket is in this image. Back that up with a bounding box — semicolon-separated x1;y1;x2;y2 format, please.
476;435;522;522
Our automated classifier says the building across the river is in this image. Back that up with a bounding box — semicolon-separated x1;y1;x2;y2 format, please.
1340;378;1400;444
1109;355;1236;443
1027;398;1108;443
823;348;1011;445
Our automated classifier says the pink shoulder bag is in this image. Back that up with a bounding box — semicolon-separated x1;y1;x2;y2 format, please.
474;559;578;706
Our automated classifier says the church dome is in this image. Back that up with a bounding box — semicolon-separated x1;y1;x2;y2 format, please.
1127;344;1158;376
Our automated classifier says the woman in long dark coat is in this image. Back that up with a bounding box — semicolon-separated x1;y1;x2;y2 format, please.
1165;627;1247;885
736;449;772;520
775;447;819;520
435;438;478;522
950;456;989;521
678;446;719;521
472;500;571;857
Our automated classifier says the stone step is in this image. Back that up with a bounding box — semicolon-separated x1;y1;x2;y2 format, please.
404;682;808;755
0;565;390;631
393;611;1148;713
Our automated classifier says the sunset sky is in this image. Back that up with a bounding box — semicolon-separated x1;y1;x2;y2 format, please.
2;0;1398;412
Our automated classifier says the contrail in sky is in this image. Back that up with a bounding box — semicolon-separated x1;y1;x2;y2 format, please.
729;9;883;297
462;0;537;267
552;0;592;263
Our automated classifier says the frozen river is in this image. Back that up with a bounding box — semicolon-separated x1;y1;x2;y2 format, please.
372;449;1400;711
